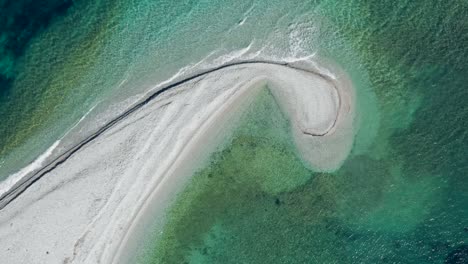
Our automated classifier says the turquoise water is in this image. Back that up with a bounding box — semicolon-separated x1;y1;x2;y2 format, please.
1;0;467;263
134;87;464;263
0;0;319;178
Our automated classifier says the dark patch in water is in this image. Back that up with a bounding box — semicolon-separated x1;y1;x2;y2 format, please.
0;75;11;99
445;245;468;264
0;0;76;96
274;197;281;206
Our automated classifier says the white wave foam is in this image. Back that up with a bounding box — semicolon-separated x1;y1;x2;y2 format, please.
0;140;61;196
0;102;99;197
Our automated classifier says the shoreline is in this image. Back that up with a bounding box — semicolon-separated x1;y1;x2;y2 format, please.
111;61;355;263
0;59;350;210
113;78;268;264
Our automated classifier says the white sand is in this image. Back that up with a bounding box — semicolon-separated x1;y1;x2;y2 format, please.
0;60;354;264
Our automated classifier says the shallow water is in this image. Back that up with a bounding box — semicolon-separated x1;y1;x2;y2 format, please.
1;0;467;263
137;87;465;264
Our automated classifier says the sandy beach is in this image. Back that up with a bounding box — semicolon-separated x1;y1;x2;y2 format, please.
0;60;354;264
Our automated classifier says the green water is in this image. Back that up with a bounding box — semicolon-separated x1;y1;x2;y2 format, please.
138;86;464;263
0;0;123;177
142;88;317;263
1;0;467;262
135;1;466;263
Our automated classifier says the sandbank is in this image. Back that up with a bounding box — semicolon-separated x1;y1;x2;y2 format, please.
0;60;354;264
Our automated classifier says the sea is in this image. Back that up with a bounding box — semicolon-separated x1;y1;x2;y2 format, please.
0;1;466;263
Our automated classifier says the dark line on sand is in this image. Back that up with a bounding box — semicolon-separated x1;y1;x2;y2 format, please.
0;60;340;210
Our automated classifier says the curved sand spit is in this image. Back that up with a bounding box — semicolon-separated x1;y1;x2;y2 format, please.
0;60;354;264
